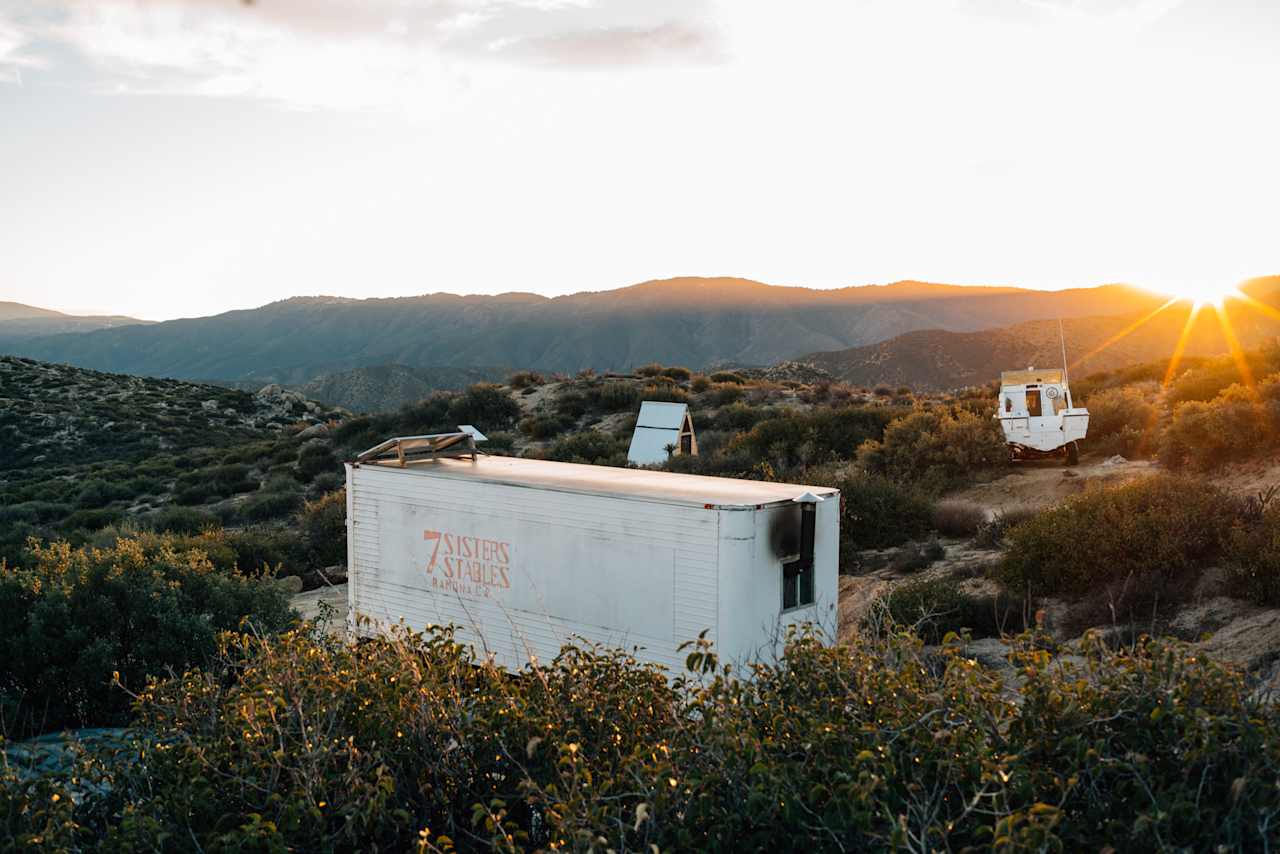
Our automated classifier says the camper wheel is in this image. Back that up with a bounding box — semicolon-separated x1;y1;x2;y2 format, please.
1065;441;1079;467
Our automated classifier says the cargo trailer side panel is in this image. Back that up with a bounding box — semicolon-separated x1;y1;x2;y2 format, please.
718;499;840;665
348;465;720;673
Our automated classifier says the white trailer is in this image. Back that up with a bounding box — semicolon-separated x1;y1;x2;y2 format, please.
345;433;840;674
996;367;1089;464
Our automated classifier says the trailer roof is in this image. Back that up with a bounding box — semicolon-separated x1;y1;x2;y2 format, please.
356;454;838;509
1000;368;1064;386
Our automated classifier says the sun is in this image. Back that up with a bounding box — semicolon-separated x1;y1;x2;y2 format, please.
1151;279;1244;307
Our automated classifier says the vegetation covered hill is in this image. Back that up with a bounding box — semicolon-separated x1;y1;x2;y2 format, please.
0;356;348;566
299;363;509;412
806;284;1280;389
0;302;147;354
3;278;1162;383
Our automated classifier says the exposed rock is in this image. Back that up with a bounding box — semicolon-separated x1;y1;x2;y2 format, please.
1101;454;1129;466
276;574;304;594
1197;608;1280;671
837;575;891;643
298;422;330;439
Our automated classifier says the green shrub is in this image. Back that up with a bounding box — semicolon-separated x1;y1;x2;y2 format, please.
857;406;1007;490
296;443;339;481
1223;498;1280;606
972;506;1038;548
589;382;642;413
639;383;690;404
547;430;625;465
1084;384;1159;457
506;370;545;389
519;414;571;440
876;576;1024;643
60;508;124;532
931;500;987;537
75;479;131;509
728;406;895;472
237;491;304;523
174;483;219;506
0;536;295;738
261;473;302;493
691;375;711;393
1166;347;1280;405
553;390;589;419
997;475;1238;599
309;470;344;496
12;628;1279;852
298;489;347;568
808;472;934;556
447;383;522;430
1159;380;1280;470
709;370;745;384
660;366;692;381
635;362;663;377
707;383;745;406
224;526;307;575
146;506;219;536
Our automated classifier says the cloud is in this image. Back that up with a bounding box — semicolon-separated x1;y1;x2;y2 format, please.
0;10;47;81
0;0;722;107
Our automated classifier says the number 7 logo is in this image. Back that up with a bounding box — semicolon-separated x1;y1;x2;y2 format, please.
423;530;442;573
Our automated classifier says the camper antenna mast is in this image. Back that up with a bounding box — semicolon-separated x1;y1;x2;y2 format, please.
1058;317;1073;408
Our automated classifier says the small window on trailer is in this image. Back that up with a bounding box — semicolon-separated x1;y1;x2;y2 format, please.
782;500;817;610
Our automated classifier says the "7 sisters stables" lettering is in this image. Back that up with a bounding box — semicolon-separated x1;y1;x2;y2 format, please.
422;529;512;598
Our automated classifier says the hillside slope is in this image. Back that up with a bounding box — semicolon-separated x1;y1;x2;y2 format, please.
0;301;148;344
299;364;509;412
0;356;340;472
2;278;1162;383
805;290;1280;389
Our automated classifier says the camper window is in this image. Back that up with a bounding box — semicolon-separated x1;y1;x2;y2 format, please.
1025;387;1042;417
783;559;814;609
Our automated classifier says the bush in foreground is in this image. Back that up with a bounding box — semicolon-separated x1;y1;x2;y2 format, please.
0;536;295;738
5;627;1278;851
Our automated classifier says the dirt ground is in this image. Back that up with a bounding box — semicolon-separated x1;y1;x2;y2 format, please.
947;453;1157;517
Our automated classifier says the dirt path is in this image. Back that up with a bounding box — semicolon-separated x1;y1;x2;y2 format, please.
947;455;1158;516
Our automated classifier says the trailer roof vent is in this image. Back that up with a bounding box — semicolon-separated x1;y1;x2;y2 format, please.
354;432;481;467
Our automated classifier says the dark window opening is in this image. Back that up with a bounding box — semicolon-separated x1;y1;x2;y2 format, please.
782;503;817;610
680;432;692;454
1025;387;1042;417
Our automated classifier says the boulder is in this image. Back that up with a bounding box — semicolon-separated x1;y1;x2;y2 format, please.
298;422;330;439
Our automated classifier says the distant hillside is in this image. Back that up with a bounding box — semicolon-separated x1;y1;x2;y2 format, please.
299;364;510;412
805;285;1280;389
0;301;148;344
2;278;1162;383
0;355;342;473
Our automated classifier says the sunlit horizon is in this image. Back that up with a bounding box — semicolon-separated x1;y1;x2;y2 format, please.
2;1;1278;321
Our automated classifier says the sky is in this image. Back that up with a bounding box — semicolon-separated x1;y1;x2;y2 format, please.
1;0;1277;321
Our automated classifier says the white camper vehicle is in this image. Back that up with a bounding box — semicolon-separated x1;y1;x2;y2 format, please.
345;432;839;674
996;367;1089;464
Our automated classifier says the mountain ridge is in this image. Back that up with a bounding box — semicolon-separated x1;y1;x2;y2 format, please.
803;284;1280;390
3;277;1163;384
